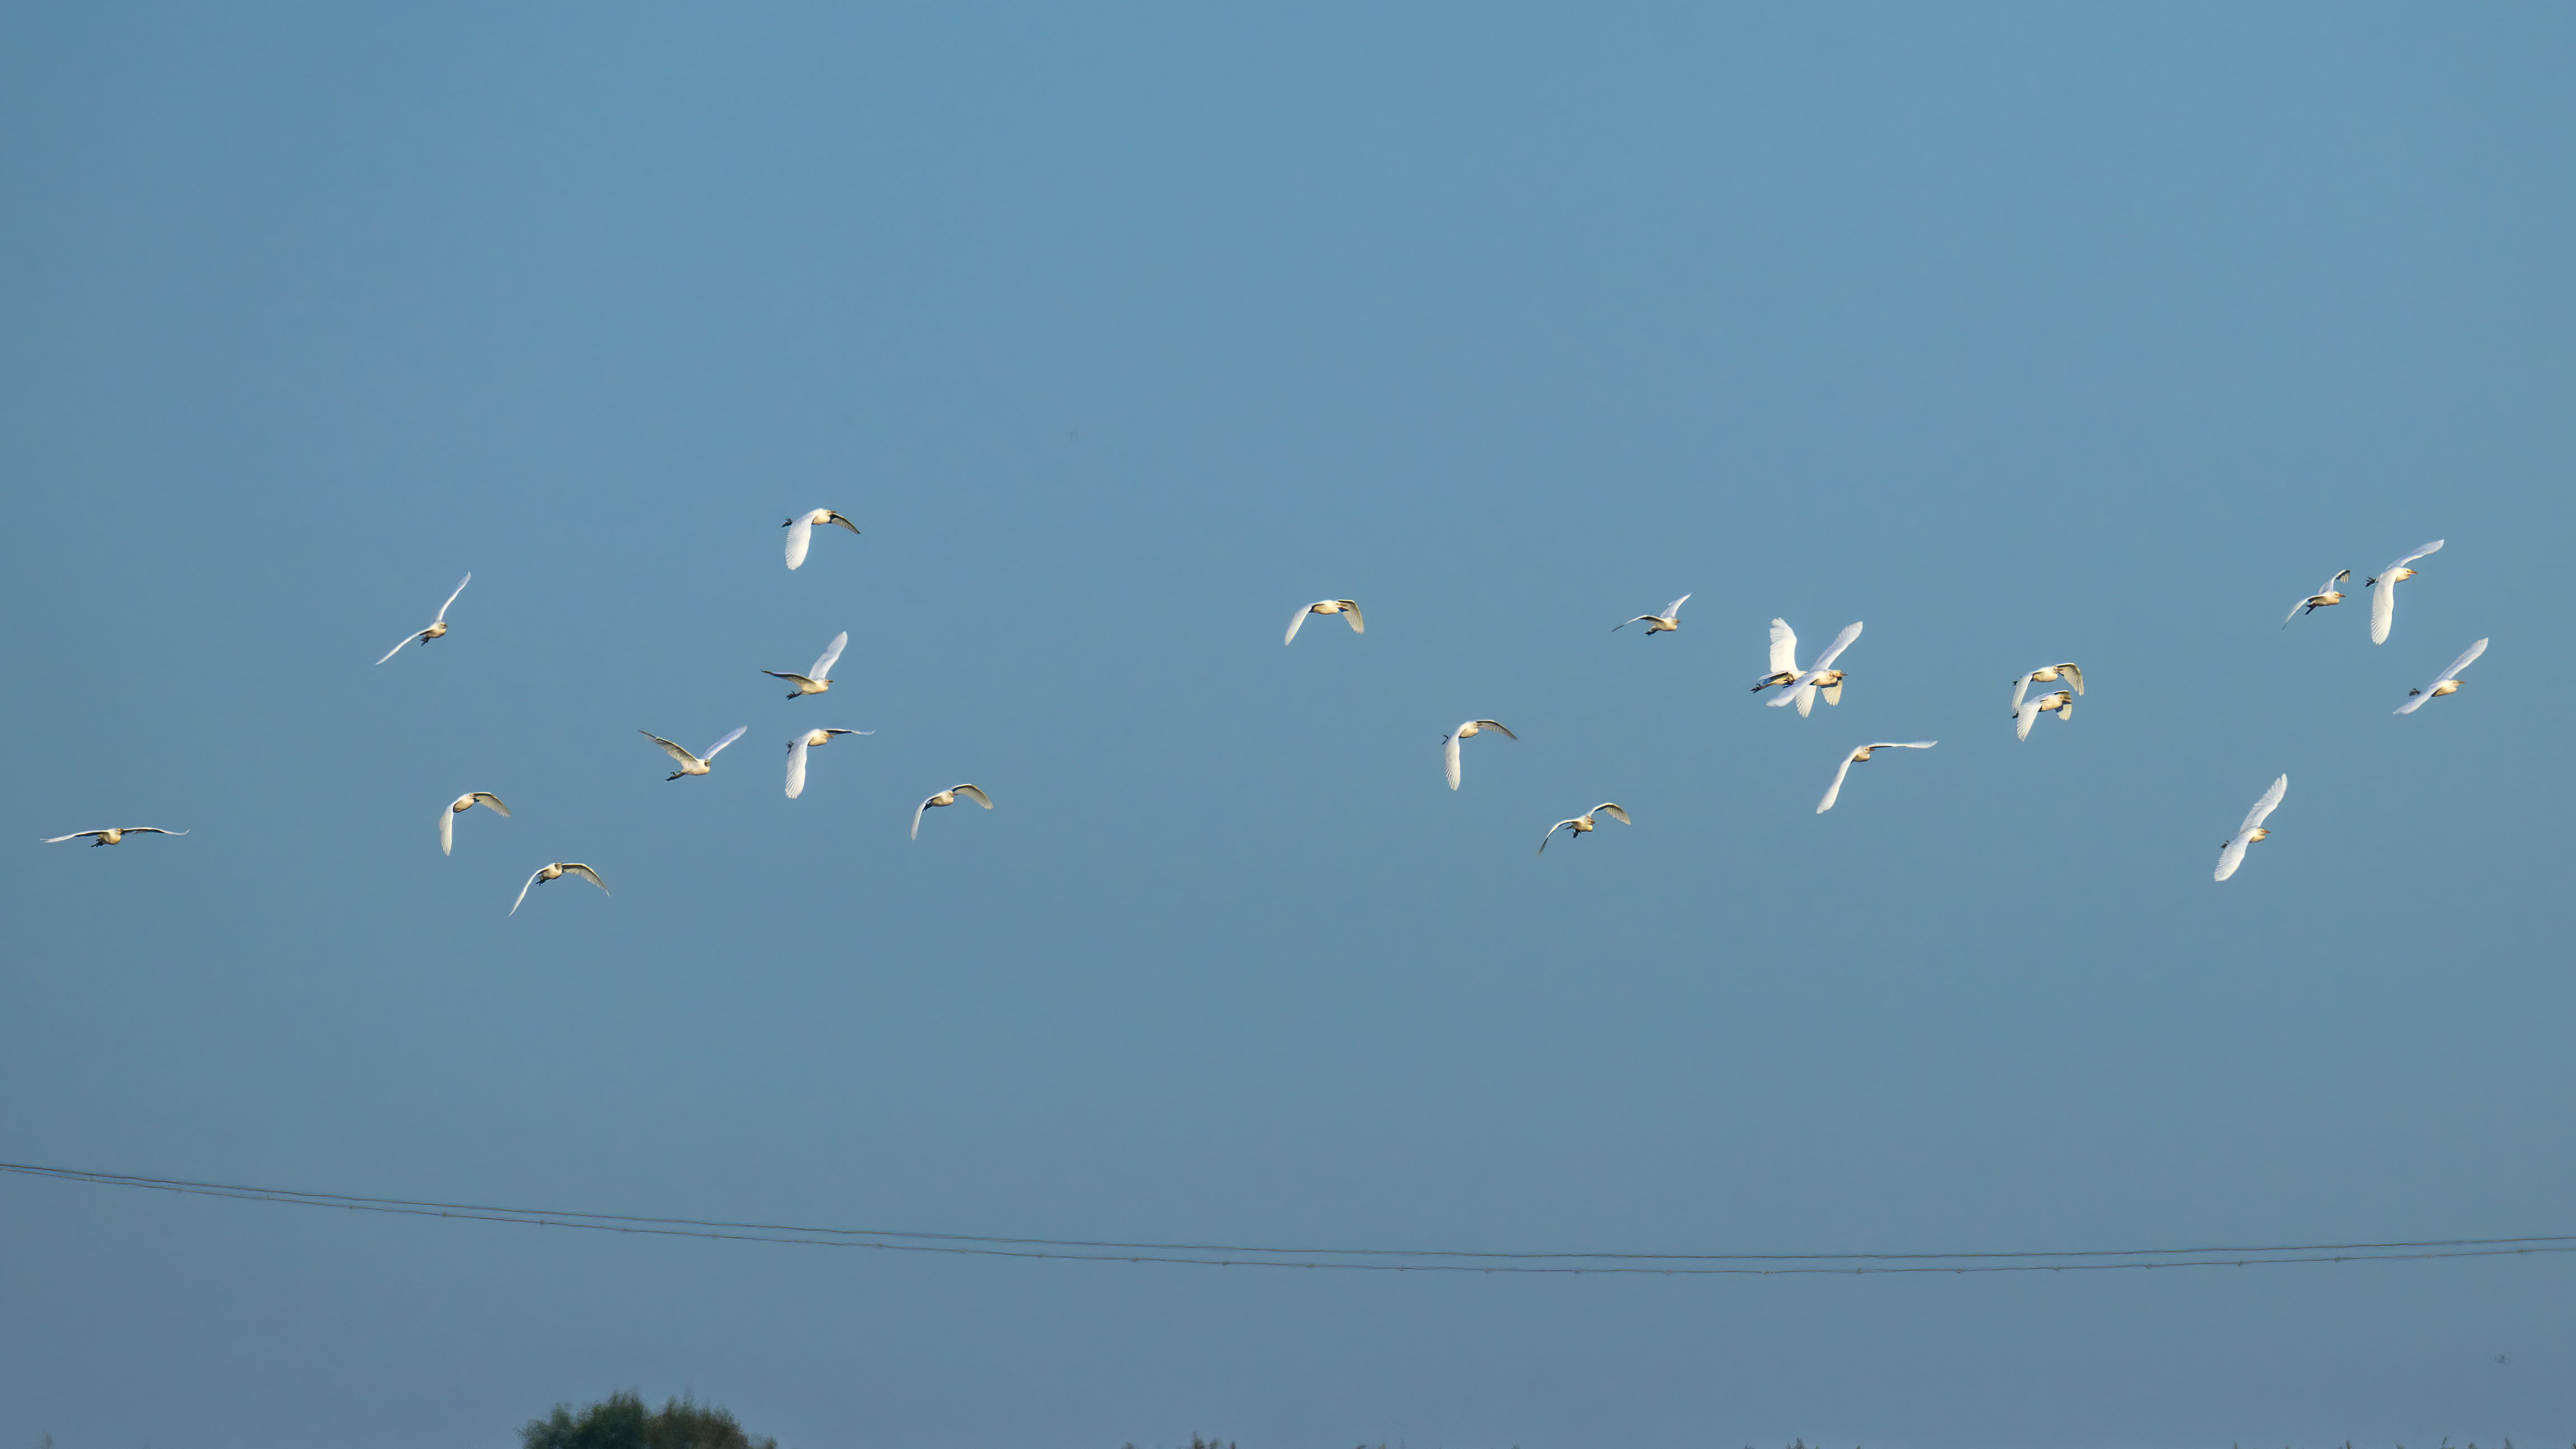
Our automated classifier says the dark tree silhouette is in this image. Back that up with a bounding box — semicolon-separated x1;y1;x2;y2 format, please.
520;1390;777;1449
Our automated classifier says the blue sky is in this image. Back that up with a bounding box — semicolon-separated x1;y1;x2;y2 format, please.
3;4;2572;1446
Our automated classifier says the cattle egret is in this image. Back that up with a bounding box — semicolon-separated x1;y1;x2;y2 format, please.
1750;619;1817;717
785;727;873;798
511;862;609;915
783;509;861;570
1538;802;1631;854
2215;774;2287;882
1443;719;1517;791
2283;570;2352;627
912;783;992;839
439;792;511;856
2010;687;2075;742
1285;599;1364;644
1615;595;1690;634
762;631;849;698
373;573;471;665
43;826;187;846
1816;741;1935;814
641;726;748;780
2017;662;2084;697
2394;638;2488;716
2367;540;2443;644
1767;621;1863;708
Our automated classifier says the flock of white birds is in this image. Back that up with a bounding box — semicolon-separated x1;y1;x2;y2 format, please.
40;523;2483;897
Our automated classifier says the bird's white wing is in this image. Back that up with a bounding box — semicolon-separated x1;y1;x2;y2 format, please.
2055;694;2074;722
785;737;809;798
1664;594;1690;619
1341;602;1364;633
472;793;510;815
1880;741;1938;750
2282;595;2310;627
640;731;698;766
2240;774;2288;835
954;783;992;809
911;795;936;839
2370;575;2396;644
1810;620;1864;670
562;864;609;894
2060;664;2083;697
1769;673;1823;707
704;725;748;760
374;632;421;666
1596;803;1631;825
41;831;102;843
2214;835;2249;882
825;512;860;535
1284;605;1311;645
809;631;849;679
510;867;545;916
440;808;455;857
2392;692;2428;716
2014;697;2041;741
2387;539;2445;572
1445;733;1463;791
1794;682;1814;717
2438;637;2489;683
1767;619;1797;676
785;514;814;570
1538;820;1573;854
124;827;185;835
2010;672;2033;714
1816;750;1861;813
432;573;471;624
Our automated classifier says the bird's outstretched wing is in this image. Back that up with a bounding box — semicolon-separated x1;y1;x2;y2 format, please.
2386;539;2445;572
2370;575;2398;644
640;731;698;766
2057;664;2083;696
432;573;471;624
2010;672;2033;714
810;631;849;679
785;737;809;798
561;864;609;894
1811;620;1863;670
785;513;814;570
2014;696;2041;741
2240;774;2288;835
1340;601;1364;633
1767;619;1798;677
1816;749;1862;814
825;512;861;536
1538;820;1575;854
2054;693;2074;722
1664;594;1690;620
703;726;748;760
1794;683;1814;717
1614;615;1654;631
1284;605;1312;645
953;783;993;808
375;631;422;666
911;795;938;839
1820;682;1844;707
1595;803;1631;825
2215;836;2249;882
42;831;103;843
510;867;547;916
471;792;510;815
1444;733;1463;791
124;827;186;836
440;808;455;857
1476;721;1517;740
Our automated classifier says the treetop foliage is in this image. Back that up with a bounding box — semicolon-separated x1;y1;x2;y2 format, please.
520;1390;778;1449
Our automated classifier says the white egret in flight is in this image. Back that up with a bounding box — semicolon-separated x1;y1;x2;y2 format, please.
783;509;860;570
2283;569;2351;628
1767;621;1863;708
2367;540;2442;644
43;826;187;846
912;783;993;839
1285;599;1365;644
1816;741;1935;814
1443;719;1517;791
510;862;609;915
2010;686;2075;741
762;631;849;698
785;727;873;798
1538;802;1631;854
1750;619;1817;716
2214;774;2287;882
1615;595;1690;634
641;726;748;780
2394;638;2488;716
439;792;511;856
373;573;471;665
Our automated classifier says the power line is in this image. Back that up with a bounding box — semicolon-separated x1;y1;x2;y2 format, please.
7;1160;2572;1278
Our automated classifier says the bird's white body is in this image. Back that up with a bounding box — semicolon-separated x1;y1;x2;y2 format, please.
764;631;849;698
2367;540;2443;644
1616;595;1690;634
2284;569;2352;627
511;862;609;915
785;727;872;798
1816;740;1935;814
1767;621;1863;709
783;509;861;570
2215;774;2288;882
2394;638;2488;716
439;791;511;856
374;573;471;665
1285;599;1365;644
642;725;748;779
1443;719;1517;791
43;826;186;846
912;783;993;839
1538;802;1630;854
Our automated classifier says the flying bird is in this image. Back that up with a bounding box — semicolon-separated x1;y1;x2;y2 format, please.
641;726;748;780
762;630;849;698
1443;719;1517;791
42;826;187;846
2283;569;2352;627
2214;774;2287;882
1767;621;1863;708
2394;638;2489;716
1538;802;1631;854
439;792;511;856
1284;599;1365;644
1816;741;1935;814
783;509;861;570
2010;687;2075;741
785;727;873;798
912;783;993;839
2017;662;2084;697
373;573;471;665
1750;619;1817;716
2367;540;2443;644
510;862;609;915
1614;595;1690;634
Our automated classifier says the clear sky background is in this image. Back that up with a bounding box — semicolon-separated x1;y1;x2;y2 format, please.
4;4;2572;1446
